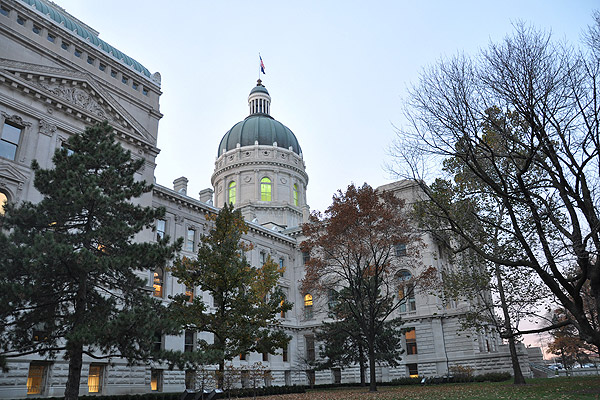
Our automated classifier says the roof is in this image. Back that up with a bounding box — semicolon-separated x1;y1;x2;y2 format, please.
218;114;302;156
20;0;151;78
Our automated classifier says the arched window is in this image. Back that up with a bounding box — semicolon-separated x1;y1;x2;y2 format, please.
0;191;7;215
304;293;313;319
260;177;272;201
293;184;299;206
228;181;236;205
397;270;416;312
153;267;164;298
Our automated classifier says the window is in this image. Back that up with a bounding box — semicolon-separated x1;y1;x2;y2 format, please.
262;352;269;362
405;328;417;355
185;370;195;390
153;267;164;298
293;184;299;206
260;177;272;201
284;370;291;386
143;88;149;96
156;219;166;241
280;298;286;318
228;181;236;205
0;5;9;16
87;56;94;65
132;81;139;90
185;285;194;302
260;251;266;265
88;364;104;393
0;121;22;160
184;330;195;353
27;364;46;395
407;363;418;378
305;334;315;361
150;369;162;391
153;333;163;352
279;257;285;276
0;191;7;215
398;270;416;312
16;15;24;25
99;63;106;72
122;76;128;84
74;48;82;57
395;243;407;256
61;41;69;50
327;289;338;311
186;228;195;252
32;323;47;341
304;293;313;319
332;368;341;384
46;33;55;43
240;353;247;361
282;345;288;362
241;370;249;388
110;69;117;78
32;25;41;34
302;251;310;265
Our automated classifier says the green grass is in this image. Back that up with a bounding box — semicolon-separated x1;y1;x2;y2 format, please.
262;376;600;400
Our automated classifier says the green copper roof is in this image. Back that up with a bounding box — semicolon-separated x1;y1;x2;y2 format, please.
19;0;151;78
250;85;269;95
218;115;302;156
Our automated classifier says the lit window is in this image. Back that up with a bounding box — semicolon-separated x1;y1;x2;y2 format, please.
0;121;22;160
150;369;162;391
186;228;195;252
304;293;313;319
407;363;418;378
32;25;40;34
185;285;194;302
228;181;236;205
293;184;299;206
27;364;46;395
184;330;195;353
395;243;407;256
47;33;55;42
398;270;416;312
260;177;272;201
280;299;286;318
88;365;103;393
405;328;417;355
156;219;166;241
153;267;164;298
0;191;7;215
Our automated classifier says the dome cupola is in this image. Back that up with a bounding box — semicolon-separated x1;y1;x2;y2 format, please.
248;79;271;115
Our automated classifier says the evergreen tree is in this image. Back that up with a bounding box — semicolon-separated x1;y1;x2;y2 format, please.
169;203;291;388
0;122;181;400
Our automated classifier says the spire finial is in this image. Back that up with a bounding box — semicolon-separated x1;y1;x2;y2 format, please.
257;79;263;87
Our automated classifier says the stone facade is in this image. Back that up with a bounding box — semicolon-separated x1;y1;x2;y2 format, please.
0;0;533;398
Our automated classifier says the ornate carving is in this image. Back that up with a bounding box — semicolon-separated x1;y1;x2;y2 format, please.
174;214;184;223
35;81;112;121
1;112;31;127
39;119;57;137
244;175;252;183
280;177;287;184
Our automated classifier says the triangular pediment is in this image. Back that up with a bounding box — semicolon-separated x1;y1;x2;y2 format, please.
0;162;29;185
0;59;153;144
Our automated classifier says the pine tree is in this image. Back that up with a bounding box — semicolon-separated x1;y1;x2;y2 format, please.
169;203;291;388
0;122;181;400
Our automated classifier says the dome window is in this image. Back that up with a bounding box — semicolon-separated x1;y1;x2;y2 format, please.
293;184;299;206
228;181;236;205
260;177;272;201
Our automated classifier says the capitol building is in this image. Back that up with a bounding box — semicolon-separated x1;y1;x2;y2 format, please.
0;0;539;397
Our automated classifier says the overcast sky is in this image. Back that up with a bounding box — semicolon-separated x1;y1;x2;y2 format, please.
54;0;597;214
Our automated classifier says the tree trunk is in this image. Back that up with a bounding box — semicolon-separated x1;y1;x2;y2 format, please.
218;360;224;389
367;343;377;392
64;342;84;400
358;342;366;386
495;263;526;385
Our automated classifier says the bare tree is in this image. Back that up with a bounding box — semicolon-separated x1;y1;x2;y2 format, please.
391;19;600;352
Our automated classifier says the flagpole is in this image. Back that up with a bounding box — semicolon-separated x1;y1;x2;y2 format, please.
258;53;261;81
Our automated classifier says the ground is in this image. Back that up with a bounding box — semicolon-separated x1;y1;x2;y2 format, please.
257;377;600;400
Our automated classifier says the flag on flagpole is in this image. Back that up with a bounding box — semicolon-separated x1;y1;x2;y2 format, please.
260;55;266;74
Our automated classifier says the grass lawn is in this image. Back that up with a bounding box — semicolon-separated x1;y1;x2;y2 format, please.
259;376;600;400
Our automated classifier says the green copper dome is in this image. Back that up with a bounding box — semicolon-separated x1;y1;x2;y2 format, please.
218;115;302;156
217;81;302;156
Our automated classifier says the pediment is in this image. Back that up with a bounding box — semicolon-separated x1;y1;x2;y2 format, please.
0;60;152;144
0;162;29;185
